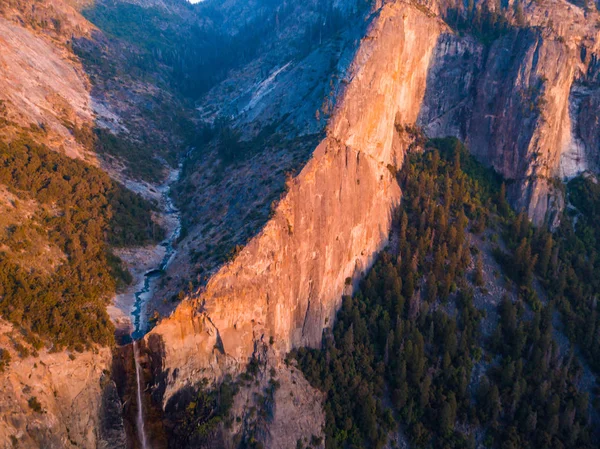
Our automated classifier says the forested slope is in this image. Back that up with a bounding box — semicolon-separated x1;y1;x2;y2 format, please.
294;138;599;449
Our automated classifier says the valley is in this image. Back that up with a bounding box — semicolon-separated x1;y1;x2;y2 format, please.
1;0;600;448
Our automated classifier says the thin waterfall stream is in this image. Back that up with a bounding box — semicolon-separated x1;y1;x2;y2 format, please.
133;340;150;449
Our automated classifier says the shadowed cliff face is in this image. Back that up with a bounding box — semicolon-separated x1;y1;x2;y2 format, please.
148;0;445;402
468;29;573;224
418;0;600;226
570;54;600;174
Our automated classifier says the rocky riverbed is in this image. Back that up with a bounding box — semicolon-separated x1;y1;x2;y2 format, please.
108;167;182;342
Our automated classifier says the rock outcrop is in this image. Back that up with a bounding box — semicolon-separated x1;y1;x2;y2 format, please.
472;28;574;225
148;0;445;402
0;322;123;449
0;1;195;447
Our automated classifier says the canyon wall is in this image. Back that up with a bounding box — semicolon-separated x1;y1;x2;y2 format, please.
147;3;600;440
1;0;600;447
418;0;600;225
147;0;446;399
0;7;118;448
468;28;573;223
420;26;575;225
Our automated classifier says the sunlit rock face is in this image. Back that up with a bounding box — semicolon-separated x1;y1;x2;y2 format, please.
568;61;600;177
0;16;94;161
148;0;600;410
147;0;445;402
0;321;122;449
468;28;575;226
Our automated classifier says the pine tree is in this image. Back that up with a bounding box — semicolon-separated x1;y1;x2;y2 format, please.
440;392;457;435
403;272;415;300
426;274;437;303
515;238;537;286
498;181;509;216
538;233;553;277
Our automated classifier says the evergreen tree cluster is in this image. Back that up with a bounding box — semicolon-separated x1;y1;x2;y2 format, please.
293;139;494;449
0;134;162;348
494;175;600;377
165;378;238;448
446;3;512;45
480;297;594;449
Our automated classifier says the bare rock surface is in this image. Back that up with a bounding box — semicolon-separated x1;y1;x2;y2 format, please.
221;347;326;449
0;321;120;449
0;17;94;160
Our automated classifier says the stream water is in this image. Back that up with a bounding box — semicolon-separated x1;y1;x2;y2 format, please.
130;167;182;340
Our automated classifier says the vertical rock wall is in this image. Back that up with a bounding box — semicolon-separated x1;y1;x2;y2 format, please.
147;1;446;402
417;0;600;225
0;339;123;449
468;28;575;225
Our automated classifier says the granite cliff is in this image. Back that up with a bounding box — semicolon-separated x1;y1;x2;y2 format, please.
147;0;445;398
0;321;124;449
419;0;600;226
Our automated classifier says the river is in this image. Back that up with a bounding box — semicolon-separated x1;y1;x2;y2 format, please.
130;166;182;340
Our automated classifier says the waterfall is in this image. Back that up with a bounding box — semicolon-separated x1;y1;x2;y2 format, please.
133;340;150;449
